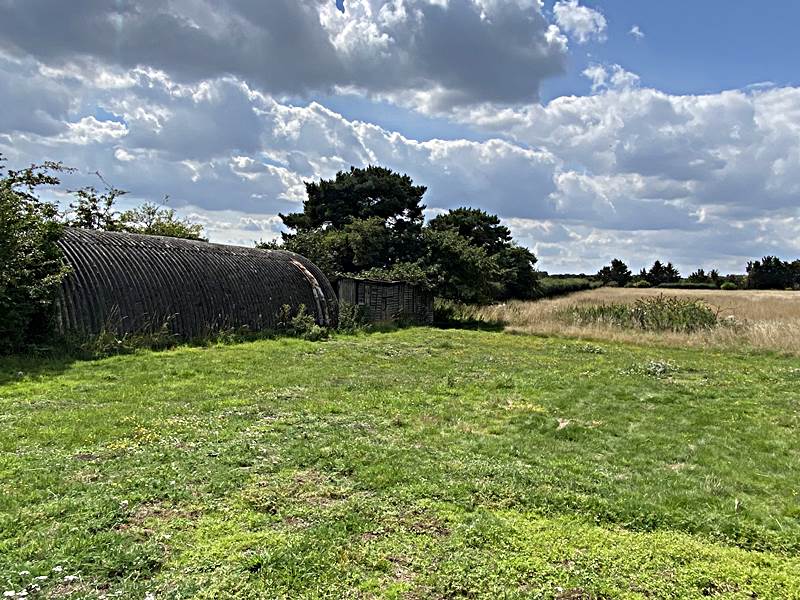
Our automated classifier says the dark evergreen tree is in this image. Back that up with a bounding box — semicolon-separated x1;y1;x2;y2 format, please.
597;259;632;286
428;207;512;255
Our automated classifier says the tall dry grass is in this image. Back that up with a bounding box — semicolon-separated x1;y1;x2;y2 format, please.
474;287;800;354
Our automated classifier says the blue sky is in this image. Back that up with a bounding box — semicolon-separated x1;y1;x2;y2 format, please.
0;0;798;273
542;1;800;97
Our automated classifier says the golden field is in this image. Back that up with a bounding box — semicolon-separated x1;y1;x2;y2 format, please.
475;287;800;355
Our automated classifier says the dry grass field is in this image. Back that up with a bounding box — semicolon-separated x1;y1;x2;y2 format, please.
475;287;800;355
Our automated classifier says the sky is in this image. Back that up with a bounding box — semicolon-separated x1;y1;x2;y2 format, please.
0;0;798;274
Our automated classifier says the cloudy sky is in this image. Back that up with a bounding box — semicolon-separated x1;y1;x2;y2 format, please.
1;0;798;273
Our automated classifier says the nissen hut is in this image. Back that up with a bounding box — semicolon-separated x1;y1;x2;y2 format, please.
55;228;338;338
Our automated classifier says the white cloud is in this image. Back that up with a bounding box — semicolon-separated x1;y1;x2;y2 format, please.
553;0;607;44
62;116;128;145
629;25;645;40
1;2;799;273
583;64;640;92
0;0;567;110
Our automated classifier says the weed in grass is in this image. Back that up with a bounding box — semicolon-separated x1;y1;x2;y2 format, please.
575;343;605;354
623;359;680;378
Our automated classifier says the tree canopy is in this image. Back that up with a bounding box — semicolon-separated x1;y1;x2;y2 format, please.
747;256;800;289
597;259;632;286
428;207;512;255
66;177;206;241
280;166;426;233
641;260;680;286
274;166;539;302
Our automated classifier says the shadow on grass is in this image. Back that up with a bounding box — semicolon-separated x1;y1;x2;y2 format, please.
0;351;79;386
433;318;506;332
0;316;507;385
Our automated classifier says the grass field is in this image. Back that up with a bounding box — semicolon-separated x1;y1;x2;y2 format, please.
1;328;799;598
475;287;800;355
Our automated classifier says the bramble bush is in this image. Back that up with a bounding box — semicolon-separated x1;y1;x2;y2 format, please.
0;157;70;354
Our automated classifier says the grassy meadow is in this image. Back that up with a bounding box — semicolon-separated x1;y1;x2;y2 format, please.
476;287;800;355
2;326;799;598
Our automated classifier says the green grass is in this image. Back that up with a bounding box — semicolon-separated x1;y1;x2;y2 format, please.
1;329;799;599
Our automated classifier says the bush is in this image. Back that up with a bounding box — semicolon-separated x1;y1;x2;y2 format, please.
337;301;371;333
534;277;596;299
275;304;330;340
559;295;718;333
433;298;482;324
720;281;738;291
1;159;70;354
627;280;652;288
657;282;718;290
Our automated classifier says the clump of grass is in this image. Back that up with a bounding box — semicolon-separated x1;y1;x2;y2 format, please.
433;298;482;323
559;295;719;333
433;299;505;331
623;359;680;378
575;343;605;354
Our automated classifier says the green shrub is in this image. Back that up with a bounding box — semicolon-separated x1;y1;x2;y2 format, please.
559;295;718;333
535;277;596;299
433;298;482;323
0;159;70;353
72;322;179;358
627;280;652;288
276;304;329;340
657;282;718;290
720;281;738;291
337;301;371;333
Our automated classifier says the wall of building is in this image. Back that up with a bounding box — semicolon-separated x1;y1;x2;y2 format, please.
338;278;433;324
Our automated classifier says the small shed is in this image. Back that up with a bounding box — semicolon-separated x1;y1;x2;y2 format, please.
337;277;434;324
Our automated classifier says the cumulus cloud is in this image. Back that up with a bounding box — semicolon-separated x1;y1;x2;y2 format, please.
1;1;798;273
629;25;645;40
582;63;641;92
0;0;567;111
553;0;607;44
457;82;800;269
0;60;558;234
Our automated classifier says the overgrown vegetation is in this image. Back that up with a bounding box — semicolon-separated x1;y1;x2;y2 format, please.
66;172;205;241
559;295;720;333
0;158;70;354
535;276;598;298
0;155;207;354
1;329;798;598
657;282;718;290
268;167;540;303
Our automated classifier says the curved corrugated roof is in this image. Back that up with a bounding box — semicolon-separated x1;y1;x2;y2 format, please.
55;228;337;337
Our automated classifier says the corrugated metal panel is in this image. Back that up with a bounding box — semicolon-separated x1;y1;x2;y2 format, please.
55;228;338;337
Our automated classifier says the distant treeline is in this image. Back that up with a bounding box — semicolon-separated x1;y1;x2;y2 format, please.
594;258;800;290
